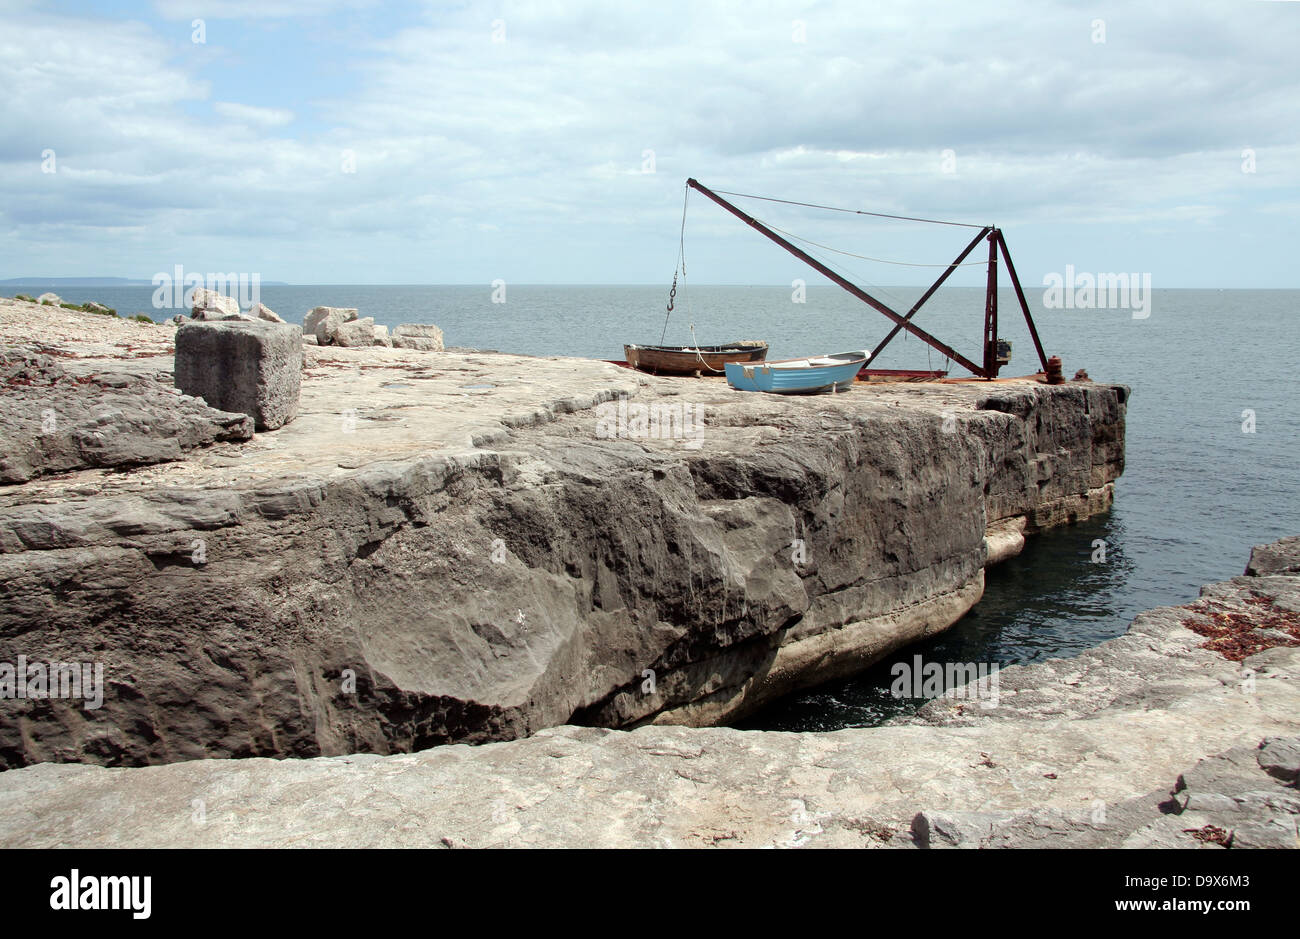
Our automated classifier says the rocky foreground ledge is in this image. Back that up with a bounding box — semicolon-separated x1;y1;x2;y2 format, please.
0;297;1123;767
0;538;1296;848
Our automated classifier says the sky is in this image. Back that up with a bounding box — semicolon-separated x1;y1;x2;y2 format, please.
0;0;1297;287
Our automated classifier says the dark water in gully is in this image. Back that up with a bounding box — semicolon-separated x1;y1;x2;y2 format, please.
15;283;1300;729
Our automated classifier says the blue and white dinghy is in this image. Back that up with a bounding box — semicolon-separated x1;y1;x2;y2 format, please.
724;350;869;394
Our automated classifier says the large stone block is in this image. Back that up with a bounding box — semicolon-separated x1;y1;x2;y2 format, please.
249;302;285;323
303;306;357;344
392;323;444;351
174;321;302;430
332;317;376;347
190;288;247;321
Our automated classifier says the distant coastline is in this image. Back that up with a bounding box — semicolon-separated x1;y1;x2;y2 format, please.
0;277;292;287
3;278;1297;289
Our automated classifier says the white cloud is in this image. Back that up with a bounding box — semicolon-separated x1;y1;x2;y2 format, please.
0;0;1297;284
152;0;374;20
214;102;295;127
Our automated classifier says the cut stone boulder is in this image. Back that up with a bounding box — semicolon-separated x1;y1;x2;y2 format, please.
391;323;444;352
37;292;61;305
372;324;391;346
190;288;250;321
173;320;303;430
332;317;377;348
302;306;357;344
249;302;285;323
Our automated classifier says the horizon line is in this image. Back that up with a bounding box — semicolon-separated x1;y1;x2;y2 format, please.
3;281;1296;290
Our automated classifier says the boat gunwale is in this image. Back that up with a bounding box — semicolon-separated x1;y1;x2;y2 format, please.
733;351;869;369
624;341;768;355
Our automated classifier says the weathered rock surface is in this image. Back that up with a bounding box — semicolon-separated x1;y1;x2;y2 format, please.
249;302;285;324
892;537;1300;849
173;320;303;431
908;735;1300;849
0;312;1126;769
303;306;357;344
37;293;61;305
1247;536;1300;576
0;539;1294;849
392;323;445;352
977;382;1126;531
190;288;246;321
0;295;172;357
331;317;376;348
0;347;252;483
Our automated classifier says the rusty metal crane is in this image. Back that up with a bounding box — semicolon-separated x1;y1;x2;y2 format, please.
684;178;1051;379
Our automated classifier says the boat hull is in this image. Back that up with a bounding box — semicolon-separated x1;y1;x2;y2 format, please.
725;351;868;394
624;341;767;376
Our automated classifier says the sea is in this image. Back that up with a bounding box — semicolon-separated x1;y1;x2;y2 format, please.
11;282;1299;730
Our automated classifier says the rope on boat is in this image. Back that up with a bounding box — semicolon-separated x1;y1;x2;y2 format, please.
687;323;726;373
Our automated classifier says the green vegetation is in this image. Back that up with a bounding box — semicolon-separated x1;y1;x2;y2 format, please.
62;301;119;316
7;295;119;315
3;292;121;314
131;314;153;324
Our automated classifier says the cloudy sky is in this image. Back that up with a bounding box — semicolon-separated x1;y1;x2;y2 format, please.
1;0;1296;286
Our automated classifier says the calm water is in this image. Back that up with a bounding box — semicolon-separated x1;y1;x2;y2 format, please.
13;283;1300;729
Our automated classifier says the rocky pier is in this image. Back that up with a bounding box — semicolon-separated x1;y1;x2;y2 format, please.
0;296;1126;771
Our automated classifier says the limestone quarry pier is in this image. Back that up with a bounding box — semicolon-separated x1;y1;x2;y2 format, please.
0;299;1126;769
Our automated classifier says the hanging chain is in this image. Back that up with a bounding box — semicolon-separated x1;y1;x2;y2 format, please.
660;184;690;344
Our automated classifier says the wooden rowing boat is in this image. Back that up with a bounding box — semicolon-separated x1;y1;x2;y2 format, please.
725;351;869;395
624;341;768;376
